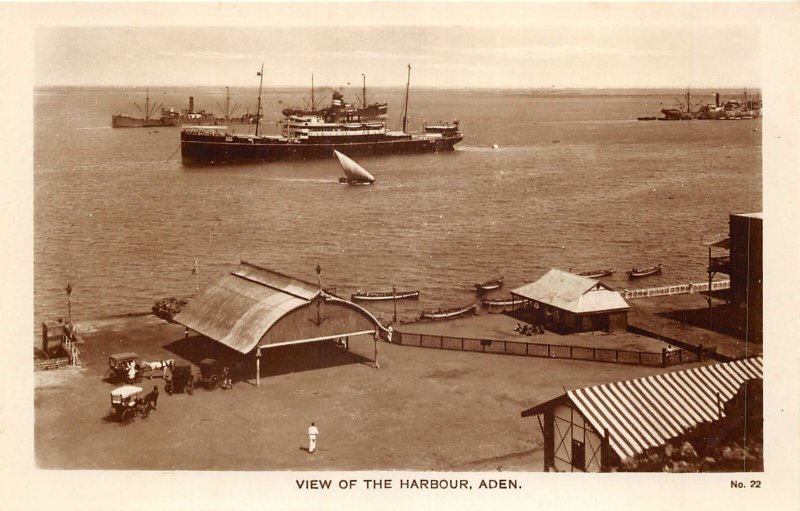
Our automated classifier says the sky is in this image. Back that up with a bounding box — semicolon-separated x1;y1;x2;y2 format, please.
33;4;764;89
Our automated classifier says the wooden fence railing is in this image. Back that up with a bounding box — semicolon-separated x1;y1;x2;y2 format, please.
393;331;699;367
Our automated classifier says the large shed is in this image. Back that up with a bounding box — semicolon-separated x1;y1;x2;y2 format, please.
521;356;763;472
510;269;629;333
174;261;384;384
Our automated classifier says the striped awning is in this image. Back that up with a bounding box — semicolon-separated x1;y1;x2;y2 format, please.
522;357;762;459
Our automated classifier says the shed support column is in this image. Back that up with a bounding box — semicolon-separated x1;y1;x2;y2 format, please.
543;410;555;472
256;347;261;387
373;330;381;369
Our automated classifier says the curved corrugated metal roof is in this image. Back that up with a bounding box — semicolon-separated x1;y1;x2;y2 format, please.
174;270;310;354
564;357;763;459
174;262;384;354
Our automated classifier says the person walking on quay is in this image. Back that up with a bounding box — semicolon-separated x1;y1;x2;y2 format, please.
307;422;319;454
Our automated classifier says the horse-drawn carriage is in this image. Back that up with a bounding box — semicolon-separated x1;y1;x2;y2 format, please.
109;385;154;424
105;352;144;384
165;360;194;395
196;358;232;390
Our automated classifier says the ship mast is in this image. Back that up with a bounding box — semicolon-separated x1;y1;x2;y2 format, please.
361;73;366;109
217;86;241;120
311;74;315;112
255;64;264;136
402;64;411;134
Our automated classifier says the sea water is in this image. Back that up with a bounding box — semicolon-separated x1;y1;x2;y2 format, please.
33;87;762;328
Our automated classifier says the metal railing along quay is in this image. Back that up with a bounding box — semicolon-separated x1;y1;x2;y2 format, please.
621;280;730;300
393;331;701;368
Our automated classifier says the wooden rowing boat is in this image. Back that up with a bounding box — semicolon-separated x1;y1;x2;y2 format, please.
482;296;518;306
627;264;662;279
350;290;420;301
474;276;504;292
420;303;477;320
574;268;614;278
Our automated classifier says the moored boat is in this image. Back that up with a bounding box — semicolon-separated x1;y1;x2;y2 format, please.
573;268;614;278
482;296;518;306
180;64;462;165
351;290;420;301
420;303;477;320
627;264;662;279
475;276;504;292
112;88;177;128
162;90;262;126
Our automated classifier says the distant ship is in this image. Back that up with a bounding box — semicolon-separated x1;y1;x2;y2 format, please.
650;89;762;121
281;74;388;121
111;88;177;128
161;88;262;126
695;91;762;120
180;64;463;165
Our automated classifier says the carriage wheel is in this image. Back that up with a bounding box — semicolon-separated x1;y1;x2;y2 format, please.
207;375;219;390
121;408;135;423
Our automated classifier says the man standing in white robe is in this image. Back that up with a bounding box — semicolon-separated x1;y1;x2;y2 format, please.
308;422;319;453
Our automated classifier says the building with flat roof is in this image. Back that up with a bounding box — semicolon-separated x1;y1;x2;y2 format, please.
707;212;762;343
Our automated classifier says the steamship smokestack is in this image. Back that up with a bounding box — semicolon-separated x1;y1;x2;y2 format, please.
189;96;194;114
715;93;720;107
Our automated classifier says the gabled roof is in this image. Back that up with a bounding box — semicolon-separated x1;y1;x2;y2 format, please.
510;269;629;314
522;357;763;459
174;262;320;354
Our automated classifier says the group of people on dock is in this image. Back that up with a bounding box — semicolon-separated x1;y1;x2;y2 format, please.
514;323;545;336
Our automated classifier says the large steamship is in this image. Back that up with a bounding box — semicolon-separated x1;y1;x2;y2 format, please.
180;65;463;165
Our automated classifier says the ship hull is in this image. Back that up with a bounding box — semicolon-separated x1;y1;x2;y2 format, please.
180;133;463;165
112;115;177;128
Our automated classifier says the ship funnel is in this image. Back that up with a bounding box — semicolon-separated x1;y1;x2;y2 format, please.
189;96;194;114
714;93;720;107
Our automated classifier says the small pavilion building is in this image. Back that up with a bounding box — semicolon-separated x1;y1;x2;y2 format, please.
174;261;385;384
510;269;629;334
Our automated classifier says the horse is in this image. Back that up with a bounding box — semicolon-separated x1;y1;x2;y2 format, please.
142;386;159;411
141;359;175;379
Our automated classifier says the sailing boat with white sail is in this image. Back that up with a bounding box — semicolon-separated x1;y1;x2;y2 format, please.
334;150;375;185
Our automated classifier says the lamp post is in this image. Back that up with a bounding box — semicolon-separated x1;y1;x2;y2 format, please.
392;284;397;323
65;283;72;322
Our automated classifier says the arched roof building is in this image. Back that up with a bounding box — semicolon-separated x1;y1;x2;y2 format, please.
174;262;385;381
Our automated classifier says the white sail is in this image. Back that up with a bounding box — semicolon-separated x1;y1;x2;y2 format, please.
334;150;375;183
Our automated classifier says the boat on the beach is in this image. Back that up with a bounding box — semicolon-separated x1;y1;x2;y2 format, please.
475;276;504;292
350;290;420;301
335;150;375;185
420;303;477;320
112;88;177;128
180;64;463;165
637;116;657;121
627;264;662;279
573;268;614;278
